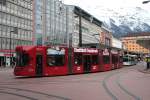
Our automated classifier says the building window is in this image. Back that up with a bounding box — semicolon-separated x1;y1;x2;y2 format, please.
105;38;111;46
0;0;6;6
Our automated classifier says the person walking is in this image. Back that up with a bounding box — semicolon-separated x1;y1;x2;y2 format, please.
145;57;150;70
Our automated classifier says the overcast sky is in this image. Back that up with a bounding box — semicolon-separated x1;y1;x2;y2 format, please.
63;0;150;15
64;0;150;9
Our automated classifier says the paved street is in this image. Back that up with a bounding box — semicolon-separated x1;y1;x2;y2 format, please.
0;62;150;100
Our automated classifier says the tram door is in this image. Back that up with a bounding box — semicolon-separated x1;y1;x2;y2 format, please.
83;55;91;73
36;55;43;76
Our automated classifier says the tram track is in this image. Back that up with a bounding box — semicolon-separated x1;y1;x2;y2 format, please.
102;67;141;100
0;91;37;100
0;63;143;100
116;74;141;100
0;86;70;100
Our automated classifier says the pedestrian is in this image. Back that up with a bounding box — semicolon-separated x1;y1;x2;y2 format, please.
3;62;5;68
145;57;150;70
148;57;150;70
11;61;16;68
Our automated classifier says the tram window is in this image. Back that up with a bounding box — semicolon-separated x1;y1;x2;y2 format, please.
123;57;128;62
74;53;82;65
103;56;110;64
16;52;29;67
123;57;130;62
92;55;98;65
47;55;65;66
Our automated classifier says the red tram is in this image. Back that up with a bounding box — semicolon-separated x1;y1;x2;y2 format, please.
14;46;123;77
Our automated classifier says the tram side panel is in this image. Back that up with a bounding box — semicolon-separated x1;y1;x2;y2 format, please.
118;55;123;68
101;49;112;71
90;54;100;72
73;48;100;74
44;47;69;76
111;50;119;69
73;52;84;74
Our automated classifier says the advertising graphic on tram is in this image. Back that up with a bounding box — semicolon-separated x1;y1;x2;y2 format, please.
14;46;123;77
102;49;112;71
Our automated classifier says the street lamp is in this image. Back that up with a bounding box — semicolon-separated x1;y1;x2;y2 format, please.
74;10;82;47
78;10;82;47
10;27;18;67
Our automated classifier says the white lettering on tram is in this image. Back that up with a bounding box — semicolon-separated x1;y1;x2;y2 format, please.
74;48;98;53
111;50;118;54
103;49;109;55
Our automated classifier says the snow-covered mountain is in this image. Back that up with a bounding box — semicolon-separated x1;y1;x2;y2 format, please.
92;7;150;38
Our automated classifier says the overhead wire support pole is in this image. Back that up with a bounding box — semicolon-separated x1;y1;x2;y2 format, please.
79;10;82;47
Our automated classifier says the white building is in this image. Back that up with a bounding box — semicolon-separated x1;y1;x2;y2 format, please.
66;6;103;47
33;0;68;46
0;0;33;67
112;36;123;49
34;3;104;47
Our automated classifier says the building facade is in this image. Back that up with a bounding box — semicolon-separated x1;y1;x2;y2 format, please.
33;0;68;46
66;6;103;47
100;27;112;47
121;33;150;54
0;0;33;67
112;36;122;49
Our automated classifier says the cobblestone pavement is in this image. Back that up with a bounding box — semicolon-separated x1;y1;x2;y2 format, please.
0;62;150;100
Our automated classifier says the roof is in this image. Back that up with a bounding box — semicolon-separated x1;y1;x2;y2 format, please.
122;32;150;38
73;6;103;27
82;43;122;50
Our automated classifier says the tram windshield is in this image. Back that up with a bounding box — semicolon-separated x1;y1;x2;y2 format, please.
16;52;29;67
47;48;65;66
103;56;110;64
123;56;131;62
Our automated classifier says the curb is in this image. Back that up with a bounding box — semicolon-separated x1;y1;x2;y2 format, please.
138;69;150;74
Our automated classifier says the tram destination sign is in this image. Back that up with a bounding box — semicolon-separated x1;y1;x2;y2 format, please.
47;48;65;55
74;48;98;53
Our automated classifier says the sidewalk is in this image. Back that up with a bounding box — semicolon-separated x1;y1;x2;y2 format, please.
137;62;150;74
138;69;150;74
0;67;14;72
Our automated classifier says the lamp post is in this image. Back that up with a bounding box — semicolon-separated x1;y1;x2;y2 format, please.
10;27;18;67
74;13;82;47
78;10;82;47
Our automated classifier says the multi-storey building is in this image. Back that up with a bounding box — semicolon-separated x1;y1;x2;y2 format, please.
121;33;150;54
0;0;33;67
100;27;112;47
112;36;122;49
33;0;67;46
66;6;103;47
